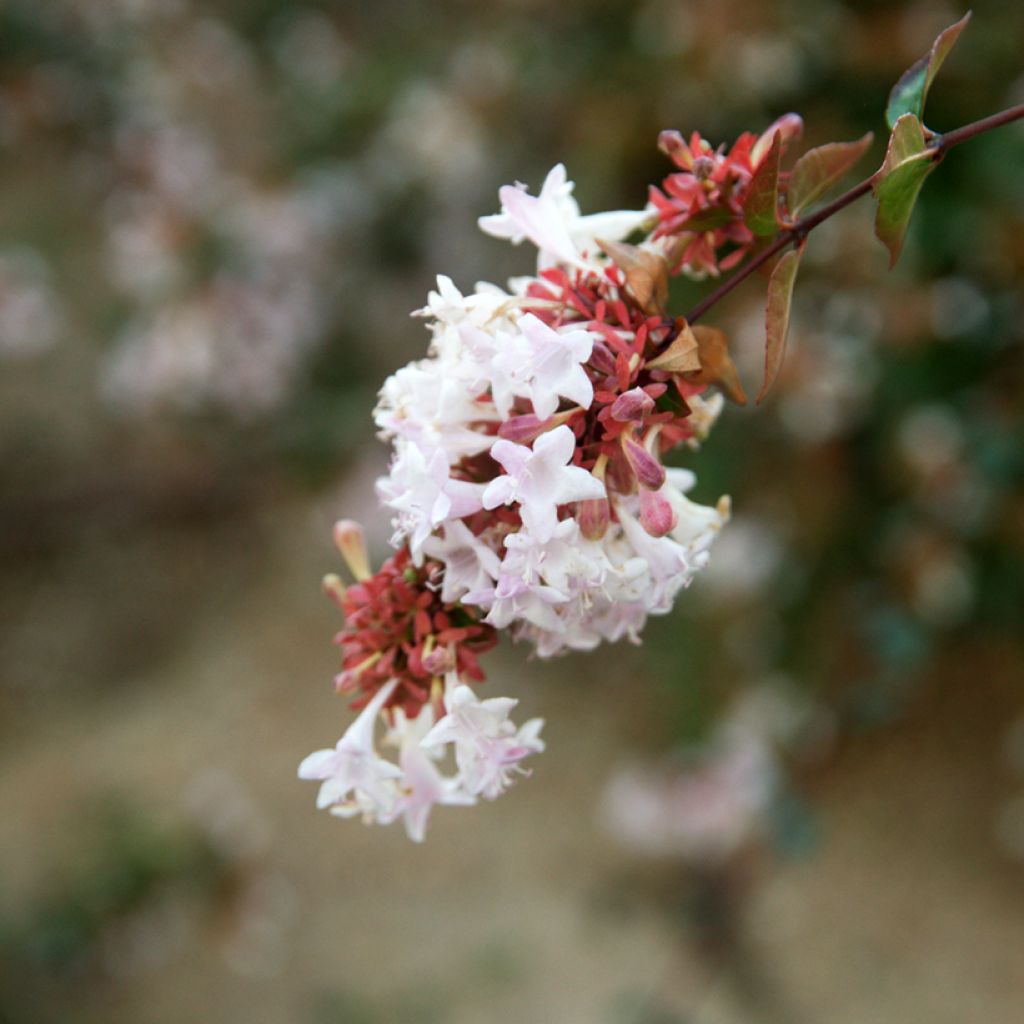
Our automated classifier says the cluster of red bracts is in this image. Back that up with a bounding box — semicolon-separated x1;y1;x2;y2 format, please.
649;117;804;276
323;544;496;718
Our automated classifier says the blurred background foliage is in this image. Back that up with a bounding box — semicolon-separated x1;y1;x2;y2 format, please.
1;1;1022;1022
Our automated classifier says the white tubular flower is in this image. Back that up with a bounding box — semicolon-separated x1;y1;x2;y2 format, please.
476;568;569;633
478;163;650;269
478;163;581;266
374;361;498;461
457;322;524;419
414;274;509;328
298;680;403;821
383;706;475;843
376;442;486;556
492;313;594;419
421;682;545;800
421;520;502;604
482;426;606;543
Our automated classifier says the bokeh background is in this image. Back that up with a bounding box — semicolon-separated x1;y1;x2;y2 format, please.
1;1;1023;1022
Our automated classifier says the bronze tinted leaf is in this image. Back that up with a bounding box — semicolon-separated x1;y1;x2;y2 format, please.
757;242;804;404
744;130;783;237
599;238;669;315
787;133;874;218
685;325;747;405
646;318;701;373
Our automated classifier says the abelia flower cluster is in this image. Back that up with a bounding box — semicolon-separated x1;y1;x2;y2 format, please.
298;129;782;840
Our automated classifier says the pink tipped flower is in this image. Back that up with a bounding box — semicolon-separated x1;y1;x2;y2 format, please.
421;682;545;800
478;163;581;266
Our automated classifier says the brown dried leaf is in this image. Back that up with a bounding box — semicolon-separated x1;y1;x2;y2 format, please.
684;325;747;405
599;238;669;315
646;318;701;373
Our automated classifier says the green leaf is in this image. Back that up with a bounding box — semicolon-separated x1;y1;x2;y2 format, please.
744;130;783;237
757;242;804;404
787;133;874;218
872;113;938;267
885;12;971;130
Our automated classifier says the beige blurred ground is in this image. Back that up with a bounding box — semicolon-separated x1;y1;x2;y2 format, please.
2;490;1022;1024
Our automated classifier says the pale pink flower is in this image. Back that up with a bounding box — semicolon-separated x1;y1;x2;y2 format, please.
383;707;475;842
492;313;594;419
475;570;568;633
421;683;545;799
478;164;650;268
478;164;581;265
482;426;606;543
298;680;403;820
421;520;502;604
376;442;486;554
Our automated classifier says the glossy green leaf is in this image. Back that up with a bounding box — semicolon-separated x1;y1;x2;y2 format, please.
885;12;971;129
757;242;804;404
872;113;937;267
744;130;783;237
787;133;874;218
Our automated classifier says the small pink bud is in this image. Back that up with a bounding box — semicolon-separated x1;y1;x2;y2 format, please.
498;409;578;445
610;387;655;423
605;452;637;496
639;487;677;538
658;130;692;169
322;573;347;607
334;651;382;692
589;341;617;376
578;496;610;540
422;645;455;675
693;156;715;181
498;414;550;444
333;519;371;581
621;434;666;491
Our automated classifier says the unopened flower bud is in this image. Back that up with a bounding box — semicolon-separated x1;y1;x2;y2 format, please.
589;341;617;376
658;130;692;169
611;387;655;422
497;408;578;445
621;433;666;491
423;645;455;675
322;573;347;607
693;156;715;181
605;452;637;496
334;651;382;693
333;519;371;581
639;487;677;537
578;496;610;540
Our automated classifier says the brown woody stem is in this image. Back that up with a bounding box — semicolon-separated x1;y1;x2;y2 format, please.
685;103;1024;324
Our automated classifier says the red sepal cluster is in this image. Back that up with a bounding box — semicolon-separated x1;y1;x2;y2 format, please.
334;547;497;717
649;116;802;276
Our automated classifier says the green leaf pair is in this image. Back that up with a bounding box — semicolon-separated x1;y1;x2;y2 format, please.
873;13;971;264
